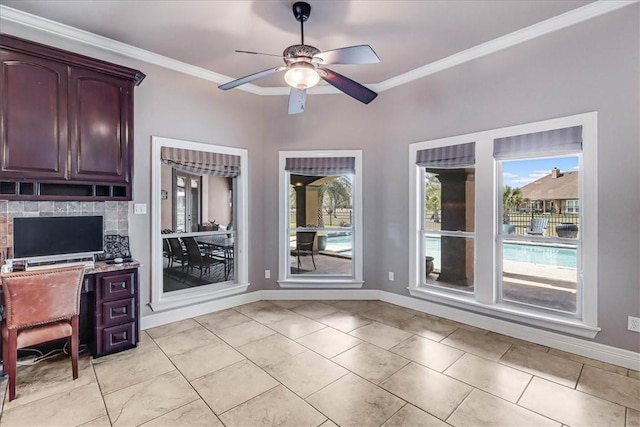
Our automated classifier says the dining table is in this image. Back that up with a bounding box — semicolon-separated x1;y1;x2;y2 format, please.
195;235;234;280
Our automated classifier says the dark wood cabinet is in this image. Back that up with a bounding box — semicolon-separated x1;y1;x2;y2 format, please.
0;33;144;201
92;269;139;357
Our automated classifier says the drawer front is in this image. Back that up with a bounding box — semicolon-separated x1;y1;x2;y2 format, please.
100;322;136;356
98;271;135;302
101;298;135;328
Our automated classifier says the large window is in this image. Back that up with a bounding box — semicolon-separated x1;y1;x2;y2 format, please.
409;113;598;337
151;137;249;311
279;150;363;288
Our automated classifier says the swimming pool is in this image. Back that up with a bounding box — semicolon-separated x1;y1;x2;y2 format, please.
324;235;577;268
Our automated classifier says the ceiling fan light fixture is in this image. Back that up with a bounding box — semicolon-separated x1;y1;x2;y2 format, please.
284;63;320;90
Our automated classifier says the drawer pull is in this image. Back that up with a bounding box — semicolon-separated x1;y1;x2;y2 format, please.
111;306;128;317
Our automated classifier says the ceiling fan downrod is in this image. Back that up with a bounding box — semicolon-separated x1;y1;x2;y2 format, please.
292;1;311;45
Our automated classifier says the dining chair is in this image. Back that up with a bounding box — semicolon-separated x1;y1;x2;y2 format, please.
1;265;85;401
183;237;226;278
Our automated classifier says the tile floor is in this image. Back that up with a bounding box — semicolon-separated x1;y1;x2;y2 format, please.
1;299;639;426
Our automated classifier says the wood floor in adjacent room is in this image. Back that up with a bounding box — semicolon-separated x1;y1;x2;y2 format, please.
1;300;638;426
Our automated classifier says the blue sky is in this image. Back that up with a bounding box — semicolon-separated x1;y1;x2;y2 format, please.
503;156;579;188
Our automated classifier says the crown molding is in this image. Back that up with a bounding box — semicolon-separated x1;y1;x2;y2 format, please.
1;0;636;96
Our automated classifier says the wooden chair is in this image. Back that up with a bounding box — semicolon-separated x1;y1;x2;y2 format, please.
295;231;317;272
1;265;85;401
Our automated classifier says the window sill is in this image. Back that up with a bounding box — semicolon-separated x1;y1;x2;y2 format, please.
278;278;364;289
408;286;600;338
149;282;250;312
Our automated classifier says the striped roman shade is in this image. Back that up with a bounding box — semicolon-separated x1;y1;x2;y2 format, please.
416;142;475;168
161;147;240;177
494;126;582;159
285;157;355;176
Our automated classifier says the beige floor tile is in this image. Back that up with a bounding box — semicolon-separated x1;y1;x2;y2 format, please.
79;415;111;427
307;373;405;427
317;310;373;332
447;388;560;427
0;382;106;427
350;321;413;349
329;300;383;313
441;328;511;361
361;305;416;328
94;346;175;394
270;299;311;309
577;365;640;410
171;340;246;380
233;300;278;314
219;385;326;427
292;301;341;319
630;370;640;380
486;331;550;353
194;308;252;332
444;353;532;402
104;370;199;427
240;304;294;324
499;345;583;388
380;362;472;420
296;327;362;358
153;324;221;357
237;333;307;367
443;319;489;335
264;312;326;339
398;315;458;341
390;335;464;372
2;354;95;409
191;359;278;414
382;403;449;427
214;319;276;347
548;348;628;376
141;399;224;426
264;350;348;398
519;377;626;427
146;318;201;339
628;408;640;427
332;343;410;384
91;331;159;365
319;419;339;427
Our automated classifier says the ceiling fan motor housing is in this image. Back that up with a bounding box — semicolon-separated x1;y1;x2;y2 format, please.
292;2;311;22
283;44;320;64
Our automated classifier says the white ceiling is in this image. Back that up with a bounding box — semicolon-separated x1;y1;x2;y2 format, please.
1;0;626;93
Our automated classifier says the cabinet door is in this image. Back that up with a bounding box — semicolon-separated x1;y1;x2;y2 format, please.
0;51;68;179
69;68;132;183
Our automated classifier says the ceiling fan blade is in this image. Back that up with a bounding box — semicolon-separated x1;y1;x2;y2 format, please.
218;67;286;90
288;88;306;115
235;50;284;59
318;68;378;104
314;45;380;65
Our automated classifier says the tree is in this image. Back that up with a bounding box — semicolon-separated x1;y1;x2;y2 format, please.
425;173;441;221
502;185;523;224
322;176;352;226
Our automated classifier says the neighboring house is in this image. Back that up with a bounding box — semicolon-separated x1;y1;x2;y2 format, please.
519;168;579;213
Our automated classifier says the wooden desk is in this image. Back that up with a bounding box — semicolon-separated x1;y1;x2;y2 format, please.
1;261;140;360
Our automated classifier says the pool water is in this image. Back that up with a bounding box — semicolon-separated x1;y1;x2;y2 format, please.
325;235;577;269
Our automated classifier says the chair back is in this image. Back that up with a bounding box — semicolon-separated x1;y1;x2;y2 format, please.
182;237;203;264
529;218;549;234
168;238;185;259
297;231;317;250
1;265;85;330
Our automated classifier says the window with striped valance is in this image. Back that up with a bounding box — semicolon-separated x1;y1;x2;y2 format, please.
416;141;475;168
285;156;355;176
493;125;582;159
161;147;240;177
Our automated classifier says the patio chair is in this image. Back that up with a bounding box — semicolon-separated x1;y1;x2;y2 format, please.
295;231;317;272
525;218;549;236
167;237;188;271
183;236;226;278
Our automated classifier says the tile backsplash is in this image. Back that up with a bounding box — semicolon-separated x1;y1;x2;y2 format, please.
0;200;129;259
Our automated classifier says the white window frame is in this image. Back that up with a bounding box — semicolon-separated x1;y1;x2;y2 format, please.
409;112;599;338
278;150;363;288
566;199;580;213
150;136;249;311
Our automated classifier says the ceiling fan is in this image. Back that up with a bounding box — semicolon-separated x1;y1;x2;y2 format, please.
218;1;380;114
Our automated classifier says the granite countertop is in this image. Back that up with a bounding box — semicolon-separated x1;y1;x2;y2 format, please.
85;259;141;275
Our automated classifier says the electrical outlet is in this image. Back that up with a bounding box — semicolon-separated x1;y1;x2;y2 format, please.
265;270;271;279
388;271;394;281
628;316;640;332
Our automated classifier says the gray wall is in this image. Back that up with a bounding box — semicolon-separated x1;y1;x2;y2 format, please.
2;5;638;352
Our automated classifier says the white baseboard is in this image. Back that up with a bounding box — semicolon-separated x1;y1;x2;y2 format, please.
140;288;640;371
